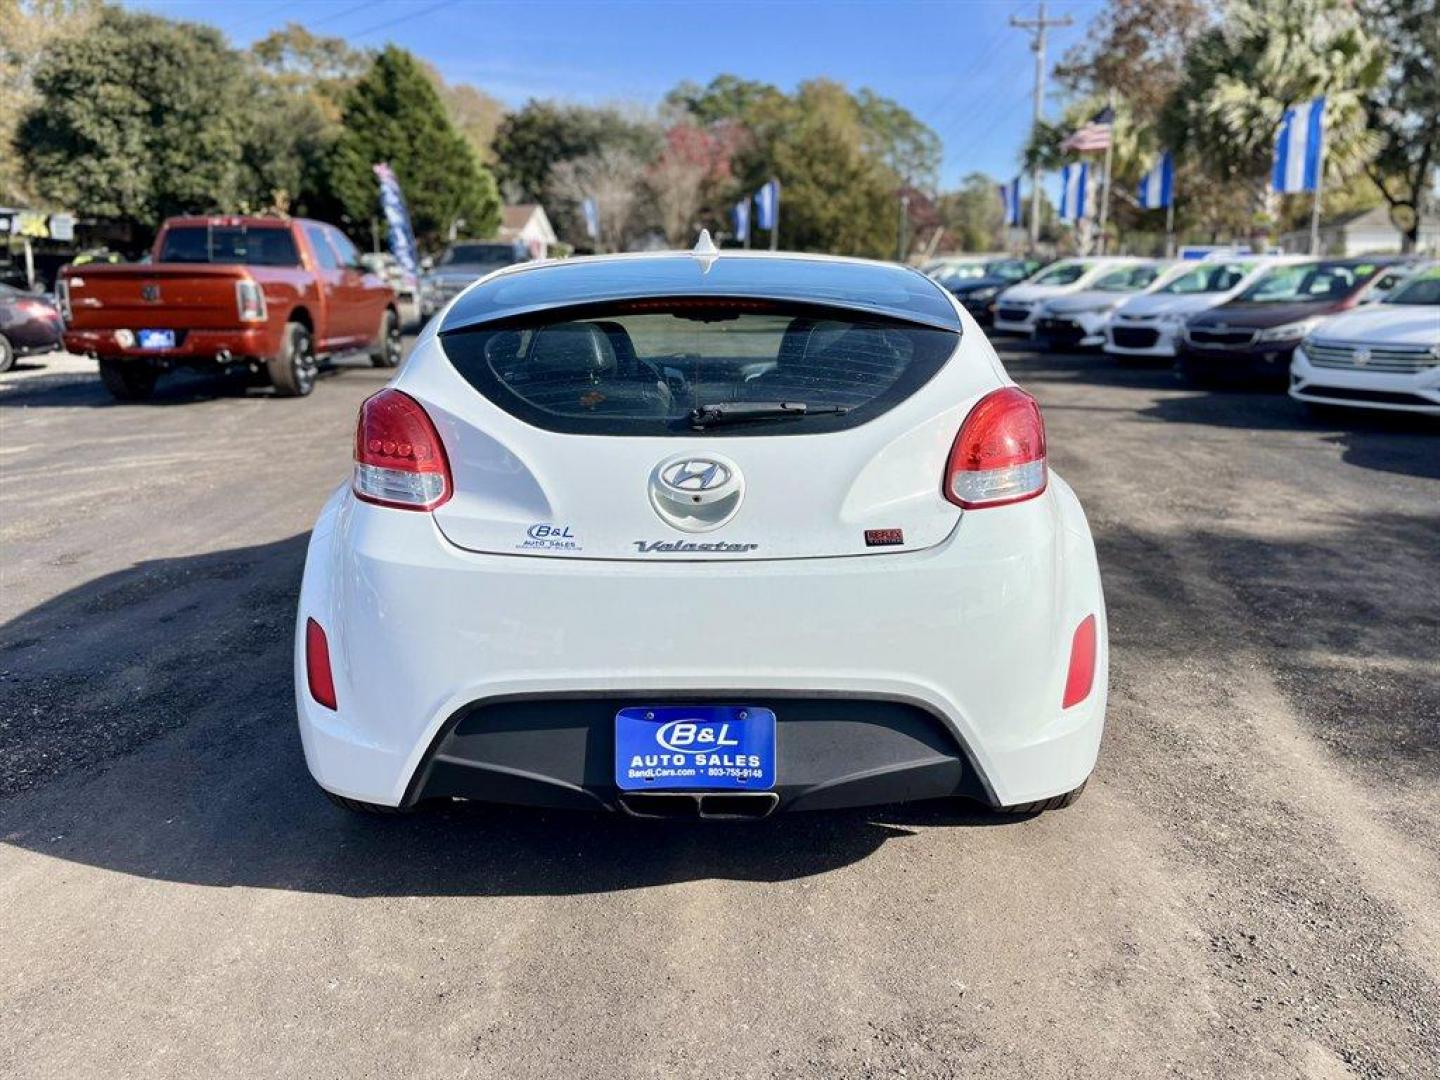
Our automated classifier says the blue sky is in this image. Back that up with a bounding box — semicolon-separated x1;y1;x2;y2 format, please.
130;0;1103;192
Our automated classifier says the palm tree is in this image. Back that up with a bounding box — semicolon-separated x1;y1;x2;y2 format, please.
1160;0;1385;240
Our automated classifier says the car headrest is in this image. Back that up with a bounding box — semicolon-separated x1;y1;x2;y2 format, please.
526;322;617;378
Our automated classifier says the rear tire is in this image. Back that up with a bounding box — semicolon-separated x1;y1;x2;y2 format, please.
322;788;408;815
267;321;316;397
369;308;402;368
0;334;14;374
996;779;1086;815
98;357;159;401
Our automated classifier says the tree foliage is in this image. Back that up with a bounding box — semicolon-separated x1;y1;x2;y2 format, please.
491;102;660;205
1358;0;1440;248
17;7;255;223
327;46;499;248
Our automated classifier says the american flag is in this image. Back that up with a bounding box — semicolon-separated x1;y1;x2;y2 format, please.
1061;106;1115;153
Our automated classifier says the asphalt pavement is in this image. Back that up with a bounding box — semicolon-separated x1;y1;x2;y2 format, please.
1;340;1436;1079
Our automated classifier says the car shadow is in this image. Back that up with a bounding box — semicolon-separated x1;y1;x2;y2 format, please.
0;354;380;409
999;345;1439;481
0;535;1019;900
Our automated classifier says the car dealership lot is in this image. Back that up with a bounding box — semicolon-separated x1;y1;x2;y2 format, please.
1;343;1436;1078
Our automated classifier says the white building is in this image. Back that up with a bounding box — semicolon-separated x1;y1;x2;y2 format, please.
497;204;558;260
1279;206;1440;256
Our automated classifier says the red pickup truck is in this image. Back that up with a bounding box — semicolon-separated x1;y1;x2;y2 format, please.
59;216;400;400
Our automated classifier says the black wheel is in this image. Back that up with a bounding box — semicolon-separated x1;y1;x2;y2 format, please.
98;357;159;401
0;334;14;374
322;788;408;815
266;321;316;397
369;308;402;368
996;779;1086;815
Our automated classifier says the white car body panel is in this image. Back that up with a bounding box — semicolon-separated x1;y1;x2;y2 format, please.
295;251;1109;813
1290;303;1440;414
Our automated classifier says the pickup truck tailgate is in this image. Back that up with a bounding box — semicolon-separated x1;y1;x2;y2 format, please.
63;265;246;330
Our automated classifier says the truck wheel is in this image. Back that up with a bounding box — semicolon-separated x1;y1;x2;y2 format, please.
98;357;159;401
369;308;402;368
267;322;316;397
0;334;14;374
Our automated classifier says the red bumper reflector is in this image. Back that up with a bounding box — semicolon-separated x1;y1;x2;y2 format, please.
305;617;337;710
1062;614;1098;708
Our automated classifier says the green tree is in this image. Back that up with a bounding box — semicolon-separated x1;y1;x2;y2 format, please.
490;101;659;203
771;81;897;258
1161;0;1385;236
421;63;507;165
936;173;1007;252
249;22;369;123
327;46;500;249
0;0;99;205
16;7;252;223
1359;0;1440;250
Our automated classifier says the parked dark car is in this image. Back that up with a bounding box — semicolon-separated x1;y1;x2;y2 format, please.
420;240;530;318
1177;257;1419;386
0;283;65;373
930;257;1045;325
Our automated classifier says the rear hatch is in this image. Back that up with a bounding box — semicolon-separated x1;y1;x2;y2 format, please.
420;292;995;561
61;264;249;331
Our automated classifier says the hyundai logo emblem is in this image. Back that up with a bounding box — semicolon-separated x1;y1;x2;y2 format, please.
661;459;731;492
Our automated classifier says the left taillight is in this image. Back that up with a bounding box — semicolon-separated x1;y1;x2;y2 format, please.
943;386;1047;509
235;279;266;322
305;618;337;710
353;388;452;510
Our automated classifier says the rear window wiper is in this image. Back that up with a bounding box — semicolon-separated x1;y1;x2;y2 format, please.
689;401;849;429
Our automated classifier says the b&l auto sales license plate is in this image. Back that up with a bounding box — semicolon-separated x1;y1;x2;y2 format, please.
614;705;776;791
137;329;175;349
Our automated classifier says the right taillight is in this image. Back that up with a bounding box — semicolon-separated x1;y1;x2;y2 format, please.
943;387;1047;508
353;389;452;510
235;279;266;322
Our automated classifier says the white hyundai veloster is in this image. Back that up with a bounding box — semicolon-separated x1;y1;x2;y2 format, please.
296;239;1108;820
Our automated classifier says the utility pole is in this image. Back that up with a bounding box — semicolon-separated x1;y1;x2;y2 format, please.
1010;2;1072;251
898;191;910;262
1097;89;1116;254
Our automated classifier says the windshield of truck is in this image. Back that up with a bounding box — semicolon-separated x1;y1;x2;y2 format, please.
440;244;522;268
158;226;301;267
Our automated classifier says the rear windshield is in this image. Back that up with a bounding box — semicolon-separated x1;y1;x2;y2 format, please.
158;226;300;267
439;299;959;437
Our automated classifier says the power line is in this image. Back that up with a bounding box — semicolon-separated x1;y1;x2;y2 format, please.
346;0;458;40
1009;2;1072;247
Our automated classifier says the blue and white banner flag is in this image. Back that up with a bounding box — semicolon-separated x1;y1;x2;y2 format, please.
580;197;600;242
1059;162;1089;222
1137;151;1174;210
1272;96;1325;194
732;197;751;242
372;163;419;277
754;179;780;230
999;176;1022;227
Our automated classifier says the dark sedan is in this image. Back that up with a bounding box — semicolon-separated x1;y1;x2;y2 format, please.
930;257;1044;325
0;284;65;373
1177;257;1418;386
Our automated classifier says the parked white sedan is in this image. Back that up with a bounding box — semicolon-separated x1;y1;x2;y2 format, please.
1032;260;1176;349
991;256;1150;336
1289;264;1440;415
295;240;1108;820
1104;256;1308;360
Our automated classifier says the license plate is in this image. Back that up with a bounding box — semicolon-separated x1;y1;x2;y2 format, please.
137;329;175;349
615;705;775;791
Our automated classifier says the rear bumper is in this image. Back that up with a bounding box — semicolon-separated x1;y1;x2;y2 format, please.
295;481;1108;813
62;325;281;361
1288;346;1440;414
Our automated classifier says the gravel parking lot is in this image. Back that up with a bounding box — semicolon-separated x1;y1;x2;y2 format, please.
1;342;1436;1078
